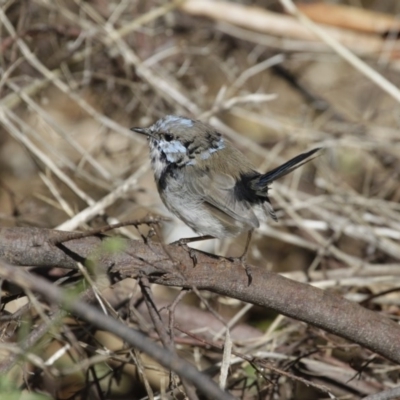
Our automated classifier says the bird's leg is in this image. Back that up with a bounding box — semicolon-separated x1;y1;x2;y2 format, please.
239;230;253;262
172;233;253;286
171;235;215;267
239;230;253;286
225;231;253;285
171;235;215;246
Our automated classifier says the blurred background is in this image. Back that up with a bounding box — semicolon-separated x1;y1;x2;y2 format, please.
1;0;400;398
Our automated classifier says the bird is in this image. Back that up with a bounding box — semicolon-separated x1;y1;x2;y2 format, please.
132;115;321;270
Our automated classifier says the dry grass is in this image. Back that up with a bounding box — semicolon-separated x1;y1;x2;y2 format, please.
1;0;400;398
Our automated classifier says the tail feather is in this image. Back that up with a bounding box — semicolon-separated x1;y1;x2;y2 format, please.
252;147;322;190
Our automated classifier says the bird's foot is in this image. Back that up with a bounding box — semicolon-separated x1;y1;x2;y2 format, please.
226;254;252;286
171;235;214;267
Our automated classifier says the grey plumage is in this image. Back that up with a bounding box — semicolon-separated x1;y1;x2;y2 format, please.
132;115;321;239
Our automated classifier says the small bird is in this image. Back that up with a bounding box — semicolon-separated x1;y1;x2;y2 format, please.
132;115;320;264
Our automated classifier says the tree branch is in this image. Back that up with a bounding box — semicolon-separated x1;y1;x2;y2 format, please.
1;226;399;365
0;258;234;400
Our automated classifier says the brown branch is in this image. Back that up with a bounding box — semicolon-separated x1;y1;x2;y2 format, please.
0;258;234;400
180;0;400;56
175;326;335;397
139;276;199;400
49;216;169;245
1;226;400;365
0;288;96;374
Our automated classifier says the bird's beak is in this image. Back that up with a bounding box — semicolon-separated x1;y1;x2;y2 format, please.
130;127;153;137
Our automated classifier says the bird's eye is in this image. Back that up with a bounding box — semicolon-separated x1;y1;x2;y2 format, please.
164;133;173;142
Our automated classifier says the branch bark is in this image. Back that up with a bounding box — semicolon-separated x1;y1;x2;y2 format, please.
1;227;399;365
0;258;233;400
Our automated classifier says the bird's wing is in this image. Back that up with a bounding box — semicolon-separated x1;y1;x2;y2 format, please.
188;170;259;229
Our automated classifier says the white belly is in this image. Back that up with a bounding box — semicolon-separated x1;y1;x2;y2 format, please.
160;188;250;238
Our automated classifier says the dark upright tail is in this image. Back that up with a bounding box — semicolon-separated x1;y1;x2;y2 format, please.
251;147;322;191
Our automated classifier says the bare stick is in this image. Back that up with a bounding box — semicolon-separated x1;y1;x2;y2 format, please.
279;0;400;104
0;259;234;400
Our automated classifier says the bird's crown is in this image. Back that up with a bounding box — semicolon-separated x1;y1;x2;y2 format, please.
132;115;225;167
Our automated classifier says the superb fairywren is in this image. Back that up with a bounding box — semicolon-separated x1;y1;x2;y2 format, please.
132;115;321;259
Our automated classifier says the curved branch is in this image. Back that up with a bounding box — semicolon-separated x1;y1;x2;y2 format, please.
0;259;233;400
1;227;399;365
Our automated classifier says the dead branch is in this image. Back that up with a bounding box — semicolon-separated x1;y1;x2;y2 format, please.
180;0;400;56
1;226;399;365
0;258;233;400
